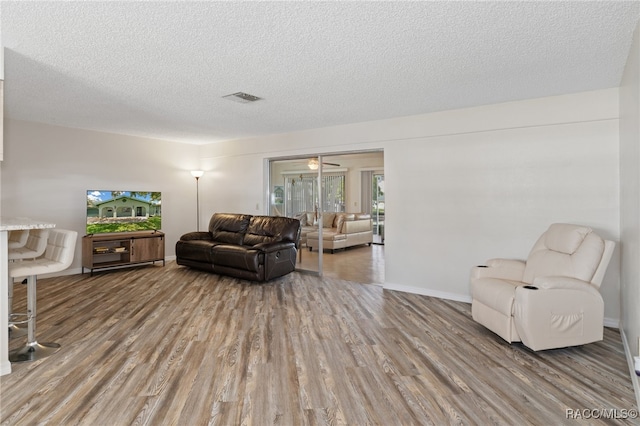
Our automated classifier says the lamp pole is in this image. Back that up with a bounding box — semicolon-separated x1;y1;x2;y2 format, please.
190;171;204;231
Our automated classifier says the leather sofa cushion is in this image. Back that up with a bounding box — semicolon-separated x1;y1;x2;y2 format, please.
334;213;355;233
208;213;251;245
308;230;347;241
300;211;373;230
244;216;301;246
343;220;371;234
300;225;317;240
212;244;261;271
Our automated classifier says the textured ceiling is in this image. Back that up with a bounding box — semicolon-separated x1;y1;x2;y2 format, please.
2;1;639;144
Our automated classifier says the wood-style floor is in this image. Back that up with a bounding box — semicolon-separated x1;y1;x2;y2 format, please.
297;243;385;284
1;257;637;425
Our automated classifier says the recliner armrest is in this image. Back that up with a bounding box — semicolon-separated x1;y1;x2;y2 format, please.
180;231;213;241
533;276;600;296
251;241;296;253
471;258;526;281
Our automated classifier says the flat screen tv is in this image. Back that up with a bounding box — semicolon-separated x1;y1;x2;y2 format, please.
86;190;162;235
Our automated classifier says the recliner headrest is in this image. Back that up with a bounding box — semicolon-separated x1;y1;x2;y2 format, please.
544;223;591;255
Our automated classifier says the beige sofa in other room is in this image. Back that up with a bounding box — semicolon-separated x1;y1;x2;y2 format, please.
305;212;373;253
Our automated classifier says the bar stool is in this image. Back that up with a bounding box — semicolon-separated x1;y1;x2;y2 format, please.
7;229;50;338
8;229;77;363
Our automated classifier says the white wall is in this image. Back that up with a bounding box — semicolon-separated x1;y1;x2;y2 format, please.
198;89;621;322
620;19;640;403
0;89;622;324
1;119;200;273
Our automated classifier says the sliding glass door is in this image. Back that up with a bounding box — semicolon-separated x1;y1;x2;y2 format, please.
269;157;323;274
373;173;384;244
268;151;384;278
283;174;345;218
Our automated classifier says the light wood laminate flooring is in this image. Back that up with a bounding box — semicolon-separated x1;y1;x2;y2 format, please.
1;260;637;425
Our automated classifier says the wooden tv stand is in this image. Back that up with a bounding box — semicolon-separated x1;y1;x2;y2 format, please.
82;231;165;275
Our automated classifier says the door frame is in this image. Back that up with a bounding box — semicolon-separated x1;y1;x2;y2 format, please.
266;149;384;277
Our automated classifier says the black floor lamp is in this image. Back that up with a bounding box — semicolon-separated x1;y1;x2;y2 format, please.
191;170;204;231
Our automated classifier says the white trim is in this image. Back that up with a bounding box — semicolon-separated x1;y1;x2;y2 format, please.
281;168;348;174
620;327;640;410
604;317;620;329
356;167;385;172
0;360;10;376
383;282;472;303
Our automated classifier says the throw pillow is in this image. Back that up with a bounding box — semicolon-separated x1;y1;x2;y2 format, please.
295;212;307;226
305;212;316;226
323;213;336;228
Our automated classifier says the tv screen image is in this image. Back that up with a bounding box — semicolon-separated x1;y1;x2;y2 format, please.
86;190;162;234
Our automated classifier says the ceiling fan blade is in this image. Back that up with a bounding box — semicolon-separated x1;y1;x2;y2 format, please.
322;162;340;167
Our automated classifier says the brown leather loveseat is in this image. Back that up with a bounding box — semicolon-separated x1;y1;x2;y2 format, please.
176;213;301;281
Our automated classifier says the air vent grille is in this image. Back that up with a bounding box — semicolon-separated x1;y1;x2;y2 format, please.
222;92;262;103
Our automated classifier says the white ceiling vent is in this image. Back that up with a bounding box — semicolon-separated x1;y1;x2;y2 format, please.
222;92;262;103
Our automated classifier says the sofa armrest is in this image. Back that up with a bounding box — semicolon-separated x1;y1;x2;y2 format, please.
471;258;525;281
180;231;213;241
252;241;296;253
532;276;600;296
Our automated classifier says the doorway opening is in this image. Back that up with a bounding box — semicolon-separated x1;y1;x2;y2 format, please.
268;150;384;284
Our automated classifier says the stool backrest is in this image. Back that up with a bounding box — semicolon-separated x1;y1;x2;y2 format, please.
8;229;50;260
8;230;29;249
44;229;78;269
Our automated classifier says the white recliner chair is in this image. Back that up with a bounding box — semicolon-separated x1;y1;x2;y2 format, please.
470;223;615;351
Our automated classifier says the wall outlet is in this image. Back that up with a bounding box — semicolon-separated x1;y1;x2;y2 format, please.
255;203;260;211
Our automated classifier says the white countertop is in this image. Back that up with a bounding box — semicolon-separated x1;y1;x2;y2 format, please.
0;217;56;231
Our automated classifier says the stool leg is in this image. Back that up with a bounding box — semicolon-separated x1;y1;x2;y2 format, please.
8;276;27;338
9;275;60;363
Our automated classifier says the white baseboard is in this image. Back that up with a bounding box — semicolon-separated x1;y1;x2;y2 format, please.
620;328;640;410
604;317;620;329
383;282;472;304
0;360;11;376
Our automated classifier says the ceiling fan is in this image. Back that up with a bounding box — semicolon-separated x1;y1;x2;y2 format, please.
307;158;340;170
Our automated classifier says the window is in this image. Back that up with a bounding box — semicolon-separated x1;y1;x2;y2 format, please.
284;174;345;217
